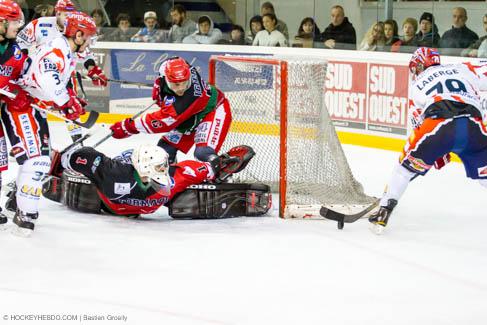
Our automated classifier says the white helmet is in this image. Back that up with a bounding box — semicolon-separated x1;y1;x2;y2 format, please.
131;144;170;188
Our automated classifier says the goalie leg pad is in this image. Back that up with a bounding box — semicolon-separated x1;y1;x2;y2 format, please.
61;170;101;214
169;183;271;219
42;176;63;203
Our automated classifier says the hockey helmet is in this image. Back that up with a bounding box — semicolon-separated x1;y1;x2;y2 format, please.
55;0;76;13
0;0;24;27
64;11;97;41
162;57;191;95
131;144;171;190
409;47;440;76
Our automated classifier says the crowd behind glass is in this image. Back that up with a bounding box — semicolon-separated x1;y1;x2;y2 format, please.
16;0;487;57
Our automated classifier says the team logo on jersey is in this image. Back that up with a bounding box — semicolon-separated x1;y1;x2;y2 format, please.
0;65;13;76
164;96;175;106
182;166;196;177
13;45;22;60
42;58;58;72
75;157;88;165
150;120;163;129
477;165;487;177
407;156;430;172
114;182;131;195
91;156;101;173
165;132;182;144
20;185;42;198
161;116;176;126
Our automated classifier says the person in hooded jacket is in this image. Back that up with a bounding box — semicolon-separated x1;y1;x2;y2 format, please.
182;15;222;44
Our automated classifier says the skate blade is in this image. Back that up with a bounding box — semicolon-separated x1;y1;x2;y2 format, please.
11;226;34;237
369;222;386;235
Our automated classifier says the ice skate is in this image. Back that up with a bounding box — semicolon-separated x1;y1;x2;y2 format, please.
369;199;397;235
12;209;38;237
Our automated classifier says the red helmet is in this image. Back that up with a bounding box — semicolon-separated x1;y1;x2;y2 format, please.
164;58;191;83
409;47;441;76
55;0;76;12
64;12;97;38
0;0;23;22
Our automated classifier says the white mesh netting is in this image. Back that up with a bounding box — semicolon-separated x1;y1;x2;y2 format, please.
211;55;376;216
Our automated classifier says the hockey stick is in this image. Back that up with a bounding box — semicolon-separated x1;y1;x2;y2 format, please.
319;199;379;230
80;75;153;88
0;87;99;129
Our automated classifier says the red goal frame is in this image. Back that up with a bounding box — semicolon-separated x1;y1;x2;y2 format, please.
209;55;289;218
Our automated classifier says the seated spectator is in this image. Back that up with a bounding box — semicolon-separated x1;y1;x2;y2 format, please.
252;13;288;47
293;17;321;47
183;15;222;44
319;5;356;50
462;14;487;57
131;11;165;43
32;4;54;20
414;12;440;48
104;0;135;26
168;4;197;43
91;9;109;41
106;13;136;42
246;15;263;45
260;1;288;40
440;7;478;56
229;25;245;45
391;18;418;53
384;19;400;49
358;21;385;51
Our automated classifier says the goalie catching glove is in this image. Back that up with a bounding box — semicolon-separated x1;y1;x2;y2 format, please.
211;145;255;182
55;88;87;121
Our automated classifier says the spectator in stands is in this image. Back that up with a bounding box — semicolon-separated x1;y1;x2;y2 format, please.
253;13;288;47
91;9;109;41
319;5;356;50
292;17;321;47
478;38;487;58
246;15;263;45
168;4;197;43
260;1;288;40
358;21;386;51
229;25;245;45
391;18;418;53
131;11;165;43
462;14;487;57
106;13;136;42
32;4;54;20
183;15;222;44
414;12;440;48
384;19;400;49
440;7;478;56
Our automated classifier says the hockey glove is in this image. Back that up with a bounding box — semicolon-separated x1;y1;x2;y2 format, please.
87;65;108;87
56;88;87;121
110;118;139;139
410;108;424;129
4;88;32;112
433;153;451;170
152;77;162;106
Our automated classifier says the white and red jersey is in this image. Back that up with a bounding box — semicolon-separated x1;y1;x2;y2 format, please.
17;37;76;106
409;63;487;115
16;16;94;64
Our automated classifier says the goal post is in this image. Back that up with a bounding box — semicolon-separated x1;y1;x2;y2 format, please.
208;55;376;219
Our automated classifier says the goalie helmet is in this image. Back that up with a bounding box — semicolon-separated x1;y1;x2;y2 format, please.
409;47;440;76
131;144;170;188
55;0;76;12
64;11;97;38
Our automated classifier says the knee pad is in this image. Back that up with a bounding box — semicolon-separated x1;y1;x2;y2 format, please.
194;146;217;162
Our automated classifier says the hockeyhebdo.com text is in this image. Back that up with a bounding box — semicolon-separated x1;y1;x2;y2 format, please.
2;313;128;322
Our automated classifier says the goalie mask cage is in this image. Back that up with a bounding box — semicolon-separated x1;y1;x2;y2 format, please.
209;55;376;218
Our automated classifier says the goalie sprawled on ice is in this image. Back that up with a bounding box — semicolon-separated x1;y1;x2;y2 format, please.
42;143;271;219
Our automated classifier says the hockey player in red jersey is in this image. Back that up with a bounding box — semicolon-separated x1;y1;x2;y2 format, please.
109;57;232;170
0;0;25;229
369;47;487;234
1;12;97;235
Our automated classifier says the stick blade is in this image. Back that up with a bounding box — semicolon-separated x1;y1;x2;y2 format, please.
320;200;379;230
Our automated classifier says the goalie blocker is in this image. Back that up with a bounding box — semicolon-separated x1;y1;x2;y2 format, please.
42;172;271;218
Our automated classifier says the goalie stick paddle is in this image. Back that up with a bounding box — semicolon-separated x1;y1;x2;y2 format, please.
320;200;379;230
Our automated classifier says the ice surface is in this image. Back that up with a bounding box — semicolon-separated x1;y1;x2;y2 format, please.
1;123;486;325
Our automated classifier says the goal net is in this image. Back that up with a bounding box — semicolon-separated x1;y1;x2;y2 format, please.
209;55;376;218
